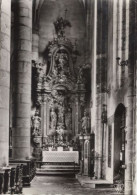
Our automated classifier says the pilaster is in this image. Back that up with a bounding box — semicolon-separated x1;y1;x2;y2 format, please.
0;0;11;166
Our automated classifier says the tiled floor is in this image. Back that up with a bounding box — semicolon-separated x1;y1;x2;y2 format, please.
23;176;118;195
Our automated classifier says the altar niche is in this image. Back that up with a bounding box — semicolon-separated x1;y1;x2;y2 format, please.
31;16;91;158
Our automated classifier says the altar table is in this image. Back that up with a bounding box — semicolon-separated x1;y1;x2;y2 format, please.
42;151;79;164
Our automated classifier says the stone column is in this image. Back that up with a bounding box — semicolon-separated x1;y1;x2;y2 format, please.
124;1;136;194
89;0;98;178
94;0;108;179
0;0;11;166
125;93;134;195
95;94;102;178
125;64;134;194
12;0;32;159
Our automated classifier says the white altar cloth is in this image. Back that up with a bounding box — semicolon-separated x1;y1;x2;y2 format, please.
42;151;79;164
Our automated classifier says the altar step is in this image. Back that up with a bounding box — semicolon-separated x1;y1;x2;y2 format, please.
76;175;114;189
36;164;80;175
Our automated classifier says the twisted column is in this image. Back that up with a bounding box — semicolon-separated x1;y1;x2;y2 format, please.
12;0;32;159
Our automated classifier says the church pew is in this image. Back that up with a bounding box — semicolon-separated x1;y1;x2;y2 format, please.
9;159;36;187
2;167;11;194
9;167;16;194
0;170;4;194
9;164;23;194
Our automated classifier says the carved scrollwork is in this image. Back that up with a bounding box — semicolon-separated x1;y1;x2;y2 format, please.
79;94;86;107
31;15;91;157
32;60;46;80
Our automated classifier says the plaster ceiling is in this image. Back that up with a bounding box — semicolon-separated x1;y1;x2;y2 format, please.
38;0;86;65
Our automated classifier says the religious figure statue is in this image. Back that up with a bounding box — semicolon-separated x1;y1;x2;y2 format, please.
56;126;64;142
81;111;90;134
58;105;65;125
54;17;71;37
50;108;57;130
65;108;72;130
31;110;41;136
58;54;65;68
55;52;69;79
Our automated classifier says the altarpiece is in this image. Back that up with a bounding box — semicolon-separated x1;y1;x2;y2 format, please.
31;16;91;158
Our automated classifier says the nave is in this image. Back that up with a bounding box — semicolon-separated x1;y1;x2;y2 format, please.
23;176;116;195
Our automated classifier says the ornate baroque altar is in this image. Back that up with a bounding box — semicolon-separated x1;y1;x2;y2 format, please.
31;16;91;159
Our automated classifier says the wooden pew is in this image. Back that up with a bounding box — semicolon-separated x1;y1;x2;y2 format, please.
0;160;36;194
10;167;16;194
3;167;11;194
0;169;4;194
9;164;23;194
9;159;36;187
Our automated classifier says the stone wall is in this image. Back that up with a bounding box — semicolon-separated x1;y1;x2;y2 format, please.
89;0;136;194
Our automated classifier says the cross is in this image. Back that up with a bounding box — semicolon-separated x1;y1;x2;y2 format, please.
64;8;68;19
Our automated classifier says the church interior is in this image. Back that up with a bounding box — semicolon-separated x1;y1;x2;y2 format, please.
0;0;137;194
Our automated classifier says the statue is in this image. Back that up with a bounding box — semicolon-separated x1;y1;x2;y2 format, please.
81;111;90;134
65;108;72;130
31;110;41;136
55;52;69;78
50;108;57;130
56;126;64;142
54;17;71;37
58;105;65;126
